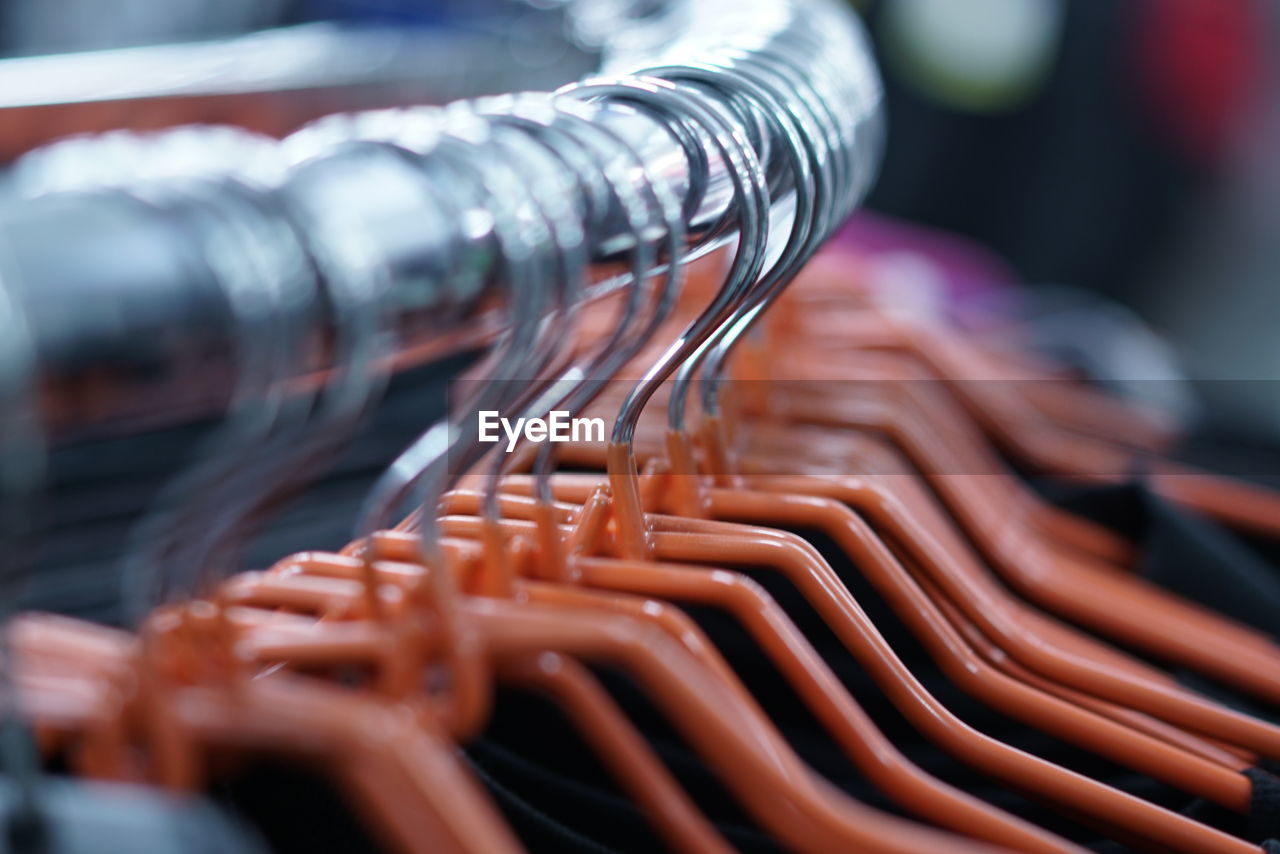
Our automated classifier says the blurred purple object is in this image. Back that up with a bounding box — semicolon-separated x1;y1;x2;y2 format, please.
830;211;1022;325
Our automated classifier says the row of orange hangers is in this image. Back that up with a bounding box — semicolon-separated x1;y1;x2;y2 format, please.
7;83;1280;854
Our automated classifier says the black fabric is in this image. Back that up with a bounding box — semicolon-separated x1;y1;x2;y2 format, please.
1047;481;1280;636
202;761;380;854
466;749;621;854
1246;769;1280;843
1173;428;1280;568
470;682;777;853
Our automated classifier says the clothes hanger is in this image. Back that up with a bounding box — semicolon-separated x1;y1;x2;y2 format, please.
228;535;1008;854
550;45;1280;768
644;37;1130;570
471;475;1264;854
727;345;1280;705
570;195;1280;722
423;491;1085;854
568;317;1280;819
760;275;1140;568
672;32;1256;569
460;51;1280;854
3;161;529;854
458;58;1259;850
657;347;1280;756
346;100;594;743
0;242;48;853
518;308;1279;753
221;81;1029;854
504;295;1274;850
666;143;1280;684
229;99;738;854
789;293;1280;541
441;81;1015;854
0;237;274;854
466;97;760;854
748;269;1148;571
442;72;1087;854
8;601;524;854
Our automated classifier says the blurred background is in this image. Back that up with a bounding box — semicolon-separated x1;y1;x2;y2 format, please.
2;0;1278;618
857;0;1280;454
7;0;1277;432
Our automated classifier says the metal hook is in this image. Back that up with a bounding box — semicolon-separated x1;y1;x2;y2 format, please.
650;61;824;438
517;99;688;510
117;177;299;622
559;75;770;556
561;76;770;450
649;65;817;433
470;95;684;521
0;239;47;852
461;105;592;533
685;40;883;433
354;112;563;571
174;177;326;599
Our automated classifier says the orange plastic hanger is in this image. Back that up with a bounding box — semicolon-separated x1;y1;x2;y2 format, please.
218;532;1006;854
776;250;1178;455
220;83;1013;854
439;76;1273;842
7;605;525;854
527;287;1280;790
718;360;1280;706
225;539;738;854
584;268;1280;708
392;487;1078;854
440;307;1262;851
512;83;1280;774
509;80;1280;783
776;257;1280;542
682;432;1280;758
454;482;1261;854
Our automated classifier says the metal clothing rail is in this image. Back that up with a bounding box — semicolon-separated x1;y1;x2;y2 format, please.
0;0;883;442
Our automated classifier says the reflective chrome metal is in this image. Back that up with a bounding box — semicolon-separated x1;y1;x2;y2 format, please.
0;0;883;442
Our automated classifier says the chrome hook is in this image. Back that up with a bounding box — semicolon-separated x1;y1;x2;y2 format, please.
559;75;770;556
471;95;684;515
354;112;564;570
0;237;47;852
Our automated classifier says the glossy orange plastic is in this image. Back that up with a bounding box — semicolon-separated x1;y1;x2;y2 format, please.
7;606;524;854
777;260;1280;540
221;550;1007;854
227;494;1078;854
738;374;1280;705
536;391;1280;754
430;488;1259;854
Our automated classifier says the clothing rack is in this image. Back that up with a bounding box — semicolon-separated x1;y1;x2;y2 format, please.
0;0;883;443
